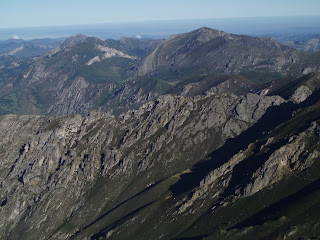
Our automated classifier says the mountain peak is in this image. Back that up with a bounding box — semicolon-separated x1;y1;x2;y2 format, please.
196;26;223;33
190;27;230;43
60;34;88;48
138;27;320;76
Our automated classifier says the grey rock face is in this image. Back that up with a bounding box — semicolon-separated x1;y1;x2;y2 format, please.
0;91;285;239
47;77;91;115
291;85;313;103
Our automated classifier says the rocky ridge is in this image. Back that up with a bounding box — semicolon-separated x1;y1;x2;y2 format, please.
0;91;286;239
1;85;320;239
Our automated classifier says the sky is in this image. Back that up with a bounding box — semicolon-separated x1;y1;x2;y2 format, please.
1;0;320;29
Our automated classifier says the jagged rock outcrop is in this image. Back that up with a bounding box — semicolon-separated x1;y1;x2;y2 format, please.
0;82;320;240
0;91;286;239
291;85;313;103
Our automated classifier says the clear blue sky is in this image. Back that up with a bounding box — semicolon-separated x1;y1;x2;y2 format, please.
1;0;320;28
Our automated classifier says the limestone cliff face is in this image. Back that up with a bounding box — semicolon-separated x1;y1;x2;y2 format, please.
0;92;285;239
1;87;320;239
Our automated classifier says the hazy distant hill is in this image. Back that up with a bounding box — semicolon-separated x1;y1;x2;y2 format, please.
284;38;320;52
0;38;64;57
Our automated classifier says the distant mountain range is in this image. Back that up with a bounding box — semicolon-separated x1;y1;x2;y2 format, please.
284;38;320;52
0;38;64;57
0;27;320;116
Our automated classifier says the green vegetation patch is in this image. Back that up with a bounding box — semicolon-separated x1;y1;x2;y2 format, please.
240;70;284;83
79;57;135;84
0;93;19;114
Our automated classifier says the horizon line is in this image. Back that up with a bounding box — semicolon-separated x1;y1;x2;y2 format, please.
1;15;320;30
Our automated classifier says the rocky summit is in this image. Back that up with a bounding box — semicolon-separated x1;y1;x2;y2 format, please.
137;27;320;76
0;28;320;240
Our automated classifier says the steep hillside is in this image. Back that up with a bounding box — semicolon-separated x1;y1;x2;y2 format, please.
0;36;162;115
0;91;284;239
0;76;320;239
137;27;320;76
0;56;34;114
